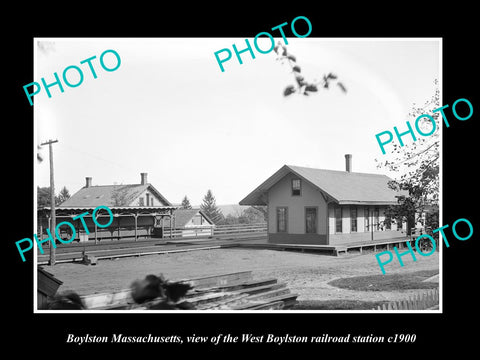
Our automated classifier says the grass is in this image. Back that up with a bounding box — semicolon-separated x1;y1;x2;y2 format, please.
327;270;439;291
293;300;389;310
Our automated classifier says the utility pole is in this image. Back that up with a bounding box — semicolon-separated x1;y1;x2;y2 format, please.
41;139;58;266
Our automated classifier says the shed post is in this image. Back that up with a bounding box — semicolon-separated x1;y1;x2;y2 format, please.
117;216;121;241
94;221;98;244
39;223;44;245
134;213;138;241
370;209;374;241
161;216;164;239
75;219;78;243
45;213;50;247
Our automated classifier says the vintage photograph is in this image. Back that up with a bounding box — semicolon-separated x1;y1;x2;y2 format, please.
34;37;441;312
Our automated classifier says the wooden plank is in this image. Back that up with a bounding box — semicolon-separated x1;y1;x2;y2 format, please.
178;271;253;289
82;271;253;309
183;292;236;306
196;294;251;310
38;292;49;310
248;293;298;309
37;268;63;297
82;289;132;309
79;271;298;311
230;282;285;296
234;300;285;310
194;278;278;293
182;279;280;300
246;287;291;301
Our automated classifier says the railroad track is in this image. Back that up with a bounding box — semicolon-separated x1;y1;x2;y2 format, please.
37;235;267;265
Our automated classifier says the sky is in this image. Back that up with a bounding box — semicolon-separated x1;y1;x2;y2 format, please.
34;38;440;206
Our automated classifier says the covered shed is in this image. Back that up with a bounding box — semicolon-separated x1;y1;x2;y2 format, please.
38;173;177;242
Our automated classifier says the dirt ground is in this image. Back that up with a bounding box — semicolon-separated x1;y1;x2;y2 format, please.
42;247;440;304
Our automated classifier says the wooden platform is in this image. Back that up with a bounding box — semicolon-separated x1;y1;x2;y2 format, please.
230;236;411;256
81;271;298;310
229;242;346;256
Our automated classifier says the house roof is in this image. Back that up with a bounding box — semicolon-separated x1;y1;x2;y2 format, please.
59;183;172;207
239;165;407;206
172;208;214;227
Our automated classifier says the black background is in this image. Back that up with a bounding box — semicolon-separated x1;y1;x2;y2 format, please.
5;3;478;355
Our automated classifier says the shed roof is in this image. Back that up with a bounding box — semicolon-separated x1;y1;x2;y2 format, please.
239;165;407;206
172;208;214;227
59;183;172;207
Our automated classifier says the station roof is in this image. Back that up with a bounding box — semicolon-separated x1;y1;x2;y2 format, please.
58;183;172;207
170;208;215;227
38;206;177;217
239;165;408;206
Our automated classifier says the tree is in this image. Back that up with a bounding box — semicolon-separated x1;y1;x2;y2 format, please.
251;206;267;221
222;214;240;225
217;206;266;225
375;80;440;236
180;195;192;209
200;190;224;224
56;186;71;205
241;207;267;224
37;186;71;207
274;42;347;97
37;186;51;208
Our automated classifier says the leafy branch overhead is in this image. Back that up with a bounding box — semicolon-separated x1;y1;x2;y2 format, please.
274;42;347;97
375;80;440;235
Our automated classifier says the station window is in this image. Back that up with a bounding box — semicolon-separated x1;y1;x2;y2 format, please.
364;207;370;232
305;207;317;234
277;207;288;232
292;179;301;196
350;206;357;232
374;207;380;231
335;206;342;233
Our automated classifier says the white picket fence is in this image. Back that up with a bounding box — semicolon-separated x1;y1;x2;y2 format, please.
164;222;267;239
373;288;439;310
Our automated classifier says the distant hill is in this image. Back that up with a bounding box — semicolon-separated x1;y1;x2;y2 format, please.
217;204;251;217
182;204;251;217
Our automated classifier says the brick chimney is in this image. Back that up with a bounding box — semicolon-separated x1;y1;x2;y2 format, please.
140;172;148;185
345;154;352;172
85;177;92;188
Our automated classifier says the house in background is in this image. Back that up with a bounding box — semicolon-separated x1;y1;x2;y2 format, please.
60;173;171;208
240;155;408;246
38;173;176;241
166;208;215;237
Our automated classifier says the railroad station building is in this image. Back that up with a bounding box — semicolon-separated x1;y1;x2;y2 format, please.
239;155;409;246
37;173;177;242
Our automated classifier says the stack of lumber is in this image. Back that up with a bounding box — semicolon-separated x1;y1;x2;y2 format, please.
81;271;298;310
38;267;63;309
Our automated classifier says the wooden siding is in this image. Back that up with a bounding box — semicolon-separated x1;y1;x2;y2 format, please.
267;172;327;236
130;189;161;206
268;233;328;245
